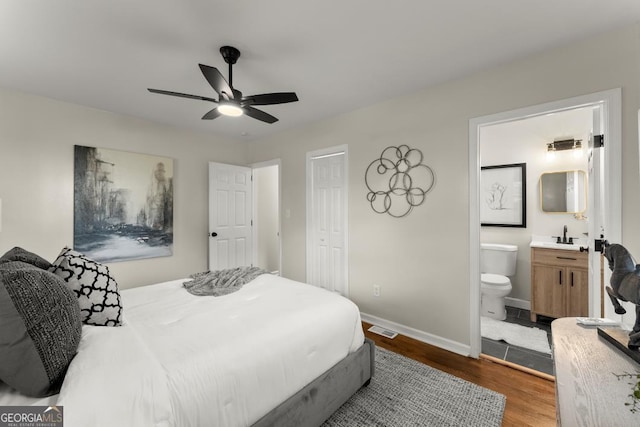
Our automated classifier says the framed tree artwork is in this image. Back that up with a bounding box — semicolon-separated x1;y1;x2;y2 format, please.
74;145;174;262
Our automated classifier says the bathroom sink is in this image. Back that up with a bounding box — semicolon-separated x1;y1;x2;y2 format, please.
529;241;583;251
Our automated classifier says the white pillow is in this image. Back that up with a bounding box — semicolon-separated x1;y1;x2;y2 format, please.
49;247;123;327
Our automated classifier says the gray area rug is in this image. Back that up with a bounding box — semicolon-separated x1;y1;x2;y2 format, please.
322;347;506;427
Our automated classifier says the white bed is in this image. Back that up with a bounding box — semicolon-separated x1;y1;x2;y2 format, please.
0;273;369;427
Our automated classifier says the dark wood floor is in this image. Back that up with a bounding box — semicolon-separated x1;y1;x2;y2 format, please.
363;322;556;427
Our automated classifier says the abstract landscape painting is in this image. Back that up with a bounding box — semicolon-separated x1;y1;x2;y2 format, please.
74;145;173;262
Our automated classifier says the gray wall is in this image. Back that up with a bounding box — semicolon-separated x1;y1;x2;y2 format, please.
1;24;639;351
0;87;247;289
246;24;640;347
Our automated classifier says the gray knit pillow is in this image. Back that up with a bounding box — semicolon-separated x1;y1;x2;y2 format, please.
0;261;82;397
0;247;52;270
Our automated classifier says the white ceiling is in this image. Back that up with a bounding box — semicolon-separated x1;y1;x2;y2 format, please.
1;1;639;141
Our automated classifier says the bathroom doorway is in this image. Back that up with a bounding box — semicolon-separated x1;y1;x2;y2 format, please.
468;89;622;371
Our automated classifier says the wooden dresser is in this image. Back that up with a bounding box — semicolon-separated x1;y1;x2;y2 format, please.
530;247;589;321
552;318;640;426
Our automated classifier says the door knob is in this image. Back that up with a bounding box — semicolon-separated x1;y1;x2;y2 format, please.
210;232;218;237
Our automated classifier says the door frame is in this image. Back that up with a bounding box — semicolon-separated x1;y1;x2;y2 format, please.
250;158;282;275
468;88;622;358
305;144;349;294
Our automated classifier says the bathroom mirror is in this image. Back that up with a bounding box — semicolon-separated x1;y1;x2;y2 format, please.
540;170;587;213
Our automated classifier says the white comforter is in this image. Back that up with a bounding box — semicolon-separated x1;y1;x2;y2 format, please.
56;274;364;427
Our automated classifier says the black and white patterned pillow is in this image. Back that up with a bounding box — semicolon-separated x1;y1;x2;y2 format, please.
49;247;123;327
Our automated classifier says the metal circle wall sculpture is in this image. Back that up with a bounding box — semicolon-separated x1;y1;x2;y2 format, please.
365;145;435;218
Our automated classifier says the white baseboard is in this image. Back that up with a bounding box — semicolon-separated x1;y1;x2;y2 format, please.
505;297;530;310
360;312;471;357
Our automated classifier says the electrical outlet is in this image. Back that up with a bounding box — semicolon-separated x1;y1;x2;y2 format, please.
373;284;381;297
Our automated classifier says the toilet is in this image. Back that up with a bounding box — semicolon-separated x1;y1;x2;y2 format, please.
480;243;518;320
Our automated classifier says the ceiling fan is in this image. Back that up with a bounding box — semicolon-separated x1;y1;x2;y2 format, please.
148;46;298;124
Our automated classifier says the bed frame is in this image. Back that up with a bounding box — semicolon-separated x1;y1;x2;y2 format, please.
252;338;375;427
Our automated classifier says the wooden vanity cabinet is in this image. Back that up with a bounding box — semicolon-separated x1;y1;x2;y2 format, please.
530;247;588;322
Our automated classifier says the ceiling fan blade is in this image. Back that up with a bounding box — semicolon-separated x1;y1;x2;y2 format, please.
198;64;233;99
148;88;217;103
202;107;221;120
244;106;278;124
242;92;298;106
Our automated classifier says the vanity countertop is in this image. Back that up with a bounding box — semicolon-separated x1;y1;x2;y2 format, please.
530;235;586;251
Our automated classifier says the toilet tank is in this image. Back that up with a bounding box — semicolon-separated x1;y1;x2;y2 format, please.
480;243;518;276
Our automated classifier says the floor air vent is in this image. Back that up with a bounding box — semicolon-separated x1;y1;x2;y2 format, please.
368;325;398;339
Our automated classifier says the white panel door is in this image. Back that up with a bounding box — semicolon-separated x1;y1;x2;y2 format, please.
588;106;605;316
307;149;348;295
588;105;625;322
209;162;252;270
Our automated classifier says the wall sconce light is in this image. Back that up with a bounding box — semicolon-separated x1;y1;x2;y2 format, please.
546;139;582;160
547;138;582;152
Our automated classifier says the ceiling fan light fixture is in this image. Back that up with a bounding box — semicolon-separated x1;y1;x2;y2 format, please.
218;102;243;117
149;46;297;124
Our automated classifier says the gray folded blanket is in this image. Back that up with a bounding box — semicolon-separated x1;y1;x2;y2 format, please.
183;266;269;296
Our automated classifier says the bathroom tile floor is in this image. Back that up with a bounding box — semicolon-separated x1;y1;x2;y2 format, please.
481;307;555;376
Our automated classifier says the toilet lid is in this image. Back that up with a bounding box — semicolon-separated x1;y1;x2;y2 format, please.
481;273;511;287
